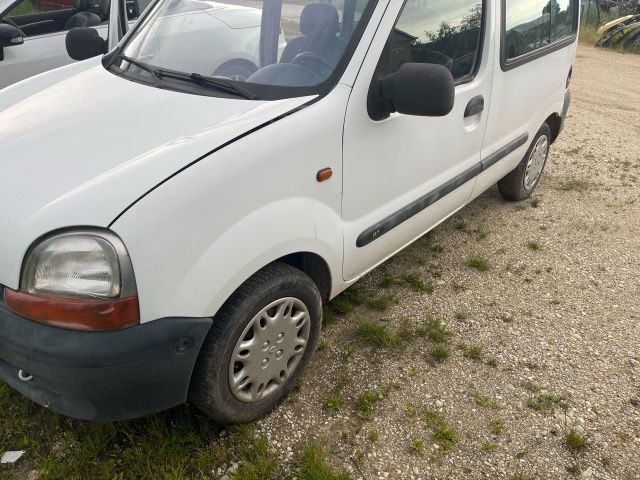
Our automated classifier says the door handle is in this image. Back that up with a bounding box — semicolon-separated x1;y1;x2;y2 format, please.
464;95;485;118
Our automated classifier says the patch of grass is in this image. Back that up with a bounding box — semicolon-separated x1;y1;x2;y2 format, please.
355;387;390;420
416;315;451;343
530;196;541;208
467;256;491;271
356;322;395;347
489;418;506;436
297;440;351;480
404;404;418;417
424;406;445;429
564;146;582;156
527;240;542;251
431;244;445;254
408;366;421;377
561;180;589;192
432;424;460;452
322;392;343;412
317;339;328;351
462;344;484;361
379;273;396;288
401;272;434;293
367;294;395;311
322;305;336;326
520;380;541;393
474;393;499;409
454;310;469;321
486;357;498;368
566;461;582;475
0;388;279;480
454;217;469;232
409;439;425;455
482;440;498;453
431;344;450;362
422;406;459;452
527;393;566;412
475;227;490;240
368;428;380;443
344;344;358;360
565;429;589;451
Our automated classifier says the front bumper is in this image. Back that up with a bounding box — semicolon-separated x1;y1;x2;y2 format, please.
0;290;212;421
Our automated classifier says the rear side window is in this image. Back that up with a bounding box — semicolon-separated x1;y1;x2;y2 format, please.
504;0;577;60
391;0;485;81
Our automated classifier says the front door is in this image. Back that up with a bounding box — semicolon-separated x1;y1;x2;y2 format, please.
342;0;494;280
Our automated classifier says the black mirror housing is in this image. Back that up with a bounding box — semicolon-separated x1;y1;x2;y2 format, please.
66;27;107;61
377;63;455;118
0;23;24;61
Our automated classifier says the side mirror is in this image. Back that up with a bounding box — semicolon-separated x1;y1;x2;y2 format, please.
377;63;455;118
65;27;107;61
0;24;24;61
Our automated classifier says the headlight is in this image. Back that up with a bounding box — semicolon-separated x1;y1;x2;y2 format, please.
4;230;139;330
22;233;124;299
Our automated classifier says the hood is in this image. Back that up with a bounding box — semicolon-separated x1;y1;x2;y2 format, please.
0;61;313;288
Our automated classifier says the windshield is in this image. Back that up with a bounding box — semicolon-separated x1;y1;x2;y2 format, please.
114;0;374;99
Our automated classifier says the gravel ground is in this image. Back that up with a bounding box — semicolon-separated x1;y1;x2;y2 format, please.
251;45;640;480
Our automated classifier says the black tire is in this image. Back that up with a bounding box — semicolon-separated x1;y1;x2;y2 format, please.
189;262;322;424
497;123;551;201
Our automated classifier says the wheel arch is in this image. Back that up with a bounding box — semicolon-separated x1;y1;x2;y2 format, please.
545;113;562;144
278;252;332;301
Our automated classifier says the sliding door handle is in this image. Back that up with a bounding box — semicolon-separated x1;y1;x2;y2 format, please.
464;95;485;118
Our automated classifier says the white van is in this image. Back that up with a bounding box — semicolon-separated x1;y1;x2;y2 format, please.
0;0;577;423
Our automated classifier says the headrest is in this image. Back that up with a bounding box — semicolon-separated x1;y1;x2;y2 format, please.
300;3;339;37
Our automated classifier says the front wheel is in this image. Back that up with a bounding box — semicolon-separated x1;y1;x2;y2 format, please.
189;262;322;423
498;123;551;201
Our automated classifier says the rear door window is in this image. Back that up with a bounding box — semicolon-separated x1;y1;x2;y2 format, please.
504;0;577;60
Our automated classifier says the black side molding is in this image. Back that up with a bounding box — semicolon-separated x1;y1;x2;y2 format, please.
480;133;529;171
356;133;529;248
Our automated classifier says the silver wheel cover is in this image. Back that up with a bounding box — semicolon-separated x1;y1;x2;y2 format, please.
524;135;549;191
228;297;310;403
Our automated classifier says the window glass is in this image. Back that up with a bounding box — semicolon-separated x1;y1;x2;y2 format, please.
505;0;577;59
391;0;484;80
118;0;375;94
551;0;576;42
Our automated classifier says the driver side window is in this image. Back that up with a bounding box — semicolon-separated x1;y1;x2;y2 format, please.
4;0;109;38
392;0;484;81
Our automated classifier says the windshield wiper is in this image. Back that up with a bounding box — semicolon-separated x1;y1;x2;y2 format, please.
114;54;161;86
156;70;259;100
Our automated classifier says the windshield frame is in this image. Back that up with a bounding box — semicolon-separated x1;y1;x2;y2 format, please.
105;0;380;100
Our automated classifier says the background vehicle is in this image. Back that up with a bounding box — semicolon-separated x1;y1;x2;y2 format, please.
0;0;153;88
0;0;577;424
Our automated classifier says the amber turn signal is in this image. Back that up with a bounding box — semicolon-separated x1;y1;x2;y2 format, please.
4;288;139;331
316;167;333;182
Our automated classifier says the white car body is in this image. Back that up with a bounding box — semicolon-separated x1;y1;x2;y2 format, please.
0;0;577;421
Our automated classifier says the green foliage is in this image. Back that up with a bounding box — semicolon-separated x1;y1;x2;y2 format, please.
467;256;491;271
356;322;395;346
527;393;566;412
297;440;351;480
355;387;390;420
408;439;425;455
401;272;434;293
431;344;451;362
565;429;589;451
